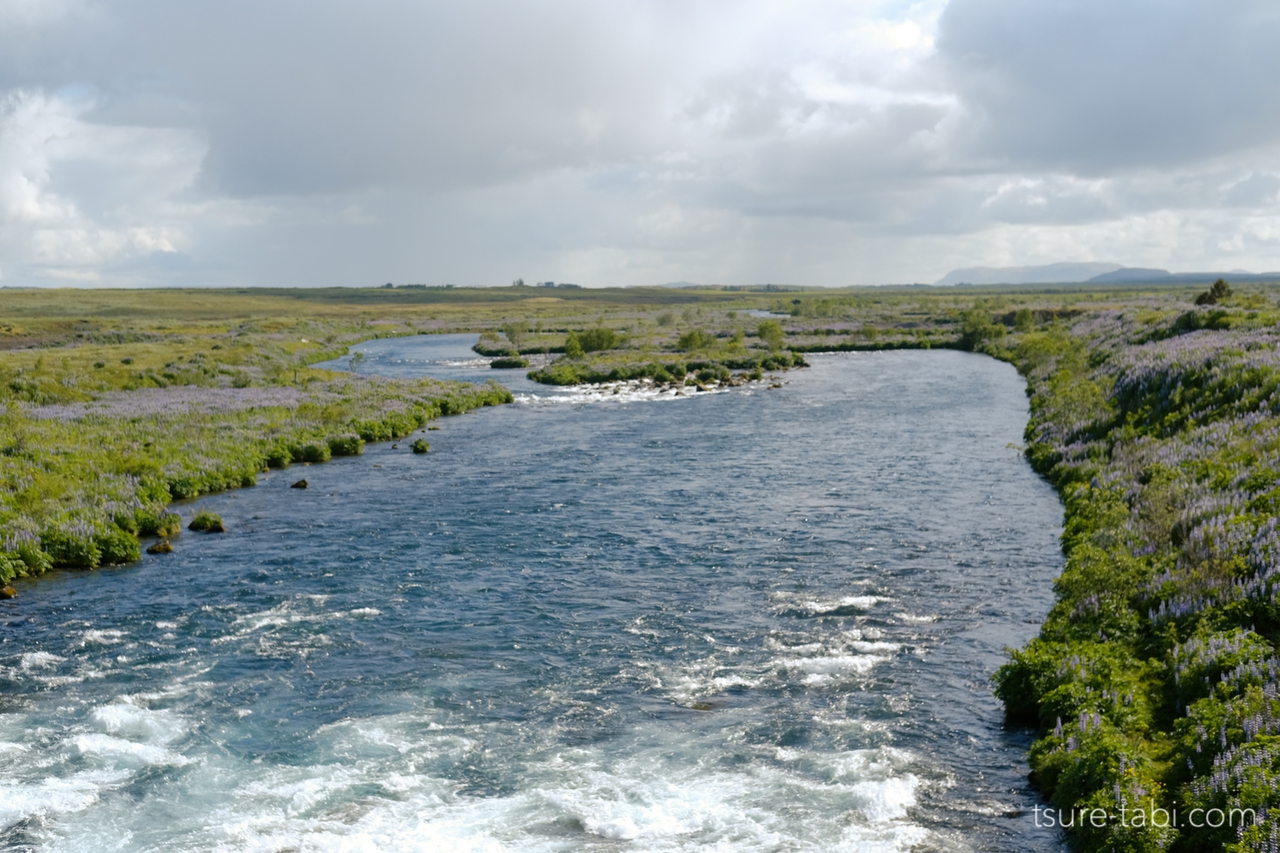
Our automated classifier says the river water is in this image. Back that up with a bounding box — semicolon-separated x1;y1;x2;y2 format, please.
0;337;1066;852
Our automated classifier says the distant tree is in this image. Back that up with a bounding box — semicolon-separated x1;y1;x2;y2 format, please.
1195;278;1232;305
656;312;674;327
564;331;584;358
513;278;526;287
1013;308;1035;332
677;328;718;351
576;327;618;352
501;321;527;349
756;320;786;350
959;308;1006;351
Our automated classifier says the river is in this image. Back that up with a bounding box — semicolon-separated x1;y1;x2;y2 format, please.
0;337;1066;852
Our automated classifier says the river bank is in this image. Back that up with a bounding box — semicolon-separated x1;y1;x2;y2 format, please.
994;292;1280;853
0;375;511;583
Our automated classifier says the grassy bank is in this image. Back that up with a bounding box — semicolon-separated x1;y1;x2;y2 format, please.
0;376;510;580
993;288;1280;852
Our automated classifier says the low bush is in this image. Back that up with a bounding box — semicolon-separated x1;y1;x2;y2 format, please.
327;433;364;456
577;328;618;352
41;529;102;568
265;443;292;468
293;441;331;463
677;329;717;351
96;528;141;564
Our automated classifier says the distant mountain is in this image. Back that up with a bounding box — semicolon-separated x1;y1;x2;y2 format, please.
1087;268;1280;284
1086;267;1175;283
934;262;1122;286
935;263;1280;287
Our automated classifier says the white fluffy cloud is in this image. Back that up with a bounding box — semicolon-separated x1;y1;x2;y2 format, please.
1;0;1279;286
0;89;206;281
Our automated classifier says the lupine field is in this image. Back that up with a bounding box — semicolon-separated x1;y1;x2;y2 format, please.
995;287;1280;852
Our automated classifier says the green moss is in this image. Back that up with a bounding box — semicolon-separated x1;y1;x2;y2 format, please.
188;510;225;533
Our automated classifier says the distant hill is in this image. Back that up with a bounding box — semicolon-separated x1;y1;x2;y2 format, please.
934;262;1122;286
935;263;1280;287
1087;268;1280;284
1086;267;1176;283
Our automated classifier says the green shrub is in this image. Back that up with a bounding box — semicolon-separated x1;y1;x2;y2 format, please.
0;552;21;583
501;321;527;349
490;356;528;369
41;529;102;569
96;528;141;565
167;475;199;499
0;540;49;581
564;331;585;358
1194;278;1232;306
678;329;718;351
11;541;51;576
265;444;292;468
327;433;364;456
411;438;429;453
757;320;786;350
577;328;618;352
293;442;331;463
958;308;1007;351
188;511;225;533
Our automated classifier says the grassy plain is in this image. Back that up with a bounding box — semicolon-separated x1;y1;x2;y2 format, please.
7;279;1280;852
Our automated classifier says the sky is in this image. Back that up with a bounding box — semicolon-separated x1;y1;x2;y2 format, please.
2;0;1280;288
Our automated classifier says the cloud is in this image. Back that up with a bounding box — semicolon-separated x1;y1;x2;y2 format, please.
0;89;205;282
1;0;1280;287
934;0;1280;172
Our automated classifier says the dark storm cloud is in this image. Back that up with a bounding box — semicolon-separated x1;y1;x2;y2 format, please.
934;0;1280;172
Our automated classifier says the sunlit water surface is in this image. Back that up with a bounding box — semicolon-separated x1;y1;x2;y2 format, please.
1;338;1066;852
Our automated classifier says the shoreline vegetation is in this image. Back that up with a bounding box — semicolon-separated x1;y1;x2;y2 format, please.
991;280;1280;853
6;280;1280;851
